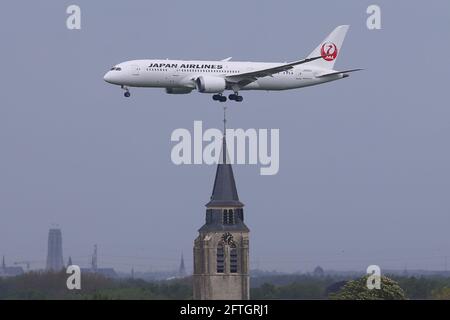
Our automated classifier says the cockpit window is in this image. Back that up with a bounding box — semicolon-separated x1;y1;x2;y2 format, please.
110;67;122;71
110;67;116;70
115;67;121;71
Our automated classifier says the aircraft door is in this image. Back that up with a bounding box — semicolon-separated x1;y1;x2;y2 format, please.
297;69;314;80
130;65;140;76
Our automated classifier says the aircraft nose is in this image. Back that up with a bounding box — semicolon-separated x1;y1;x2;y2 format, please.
103;71;113;83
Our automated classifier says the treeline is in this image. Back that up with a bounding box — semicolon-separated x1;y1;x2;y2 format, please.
251;274;450;299
0;271;192;300
1;271;450;299
394;275;450;300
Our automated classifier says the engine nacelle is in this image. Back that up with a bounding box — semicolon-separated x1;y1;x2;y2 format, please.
196;76;226;93
165;87;193;94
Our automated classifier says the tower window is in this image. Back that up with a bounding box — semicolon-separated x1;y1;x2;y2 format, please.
216;246;224;273
223;209;235;225
236;208;244;222
230;247;238;273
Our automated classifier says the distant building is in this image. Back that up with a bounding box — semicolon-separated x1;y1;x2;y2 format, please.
0;256;24;278
178;253;187;278
46;228;64;271
193;128;250;300
79;266;117;278
85;267;117;278
78;245;117;278
91;244;98;272
313;266;325;277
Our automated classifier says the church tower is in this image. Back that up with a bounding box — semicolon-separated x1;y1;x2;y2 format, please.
46;228;64;271
193;116;250;300
178;253;187;277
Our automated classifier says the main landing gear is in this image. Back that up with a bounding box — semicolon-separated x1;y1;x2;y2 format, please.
228;93;243;102
121;85;131;98
212;94;227;102
212;92;244;102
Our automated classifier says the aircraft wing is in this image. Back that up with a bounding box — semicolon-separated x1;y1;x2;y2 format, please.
316;69;363;78
226;56;322;86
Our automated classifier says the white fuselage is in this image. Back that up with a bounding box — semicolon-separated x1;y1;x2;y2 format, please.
103;59;343;92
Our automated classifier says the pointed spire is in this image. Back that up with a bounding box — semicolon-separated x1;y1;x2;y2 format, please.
205;107;243;208
178;253;186;277
2;255;5;269
91;244;98;272
67;256;73;267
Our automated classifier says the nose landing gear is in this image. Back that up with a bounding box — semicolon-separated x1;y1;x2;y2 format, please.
121;85;131;98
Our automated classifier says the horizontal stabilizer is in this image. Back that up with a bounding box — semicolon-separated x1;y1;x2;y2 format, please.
317;68;363;78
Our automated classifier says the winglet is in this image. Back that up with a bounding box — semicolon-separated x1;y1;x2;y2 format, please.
221;57;232;62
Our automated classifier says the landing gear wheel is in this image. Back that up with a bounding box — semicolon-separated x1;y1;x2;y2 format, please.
121;85;131;98
213;94;227;102
229;92;243;102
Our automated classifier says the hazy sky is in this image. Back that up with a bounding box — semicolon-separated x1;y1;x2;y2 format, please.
1;0;449;273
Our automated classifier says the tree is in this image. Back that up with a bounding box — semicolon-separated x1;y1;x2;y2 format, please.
432;287;450;300
330;275;406;300
251;283;278;299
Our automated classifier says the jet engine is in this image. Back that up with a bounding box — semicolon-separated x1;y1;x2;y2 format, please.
196;76;226;93
165;87;193;94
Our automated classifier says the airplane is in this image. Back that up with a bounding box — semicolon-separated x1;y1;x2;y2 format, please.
103;25;361;102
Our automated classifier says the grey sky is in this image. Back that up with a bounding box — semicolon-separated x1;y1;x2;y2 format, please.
0;0;449;273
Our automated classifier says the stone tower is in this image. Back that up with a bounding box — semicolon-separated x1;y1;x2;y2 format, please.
46;228;64;271
193;131;250;300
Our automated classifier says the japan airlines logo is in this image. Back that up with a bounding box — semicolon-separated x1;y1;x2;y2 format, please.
320;42;338;61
